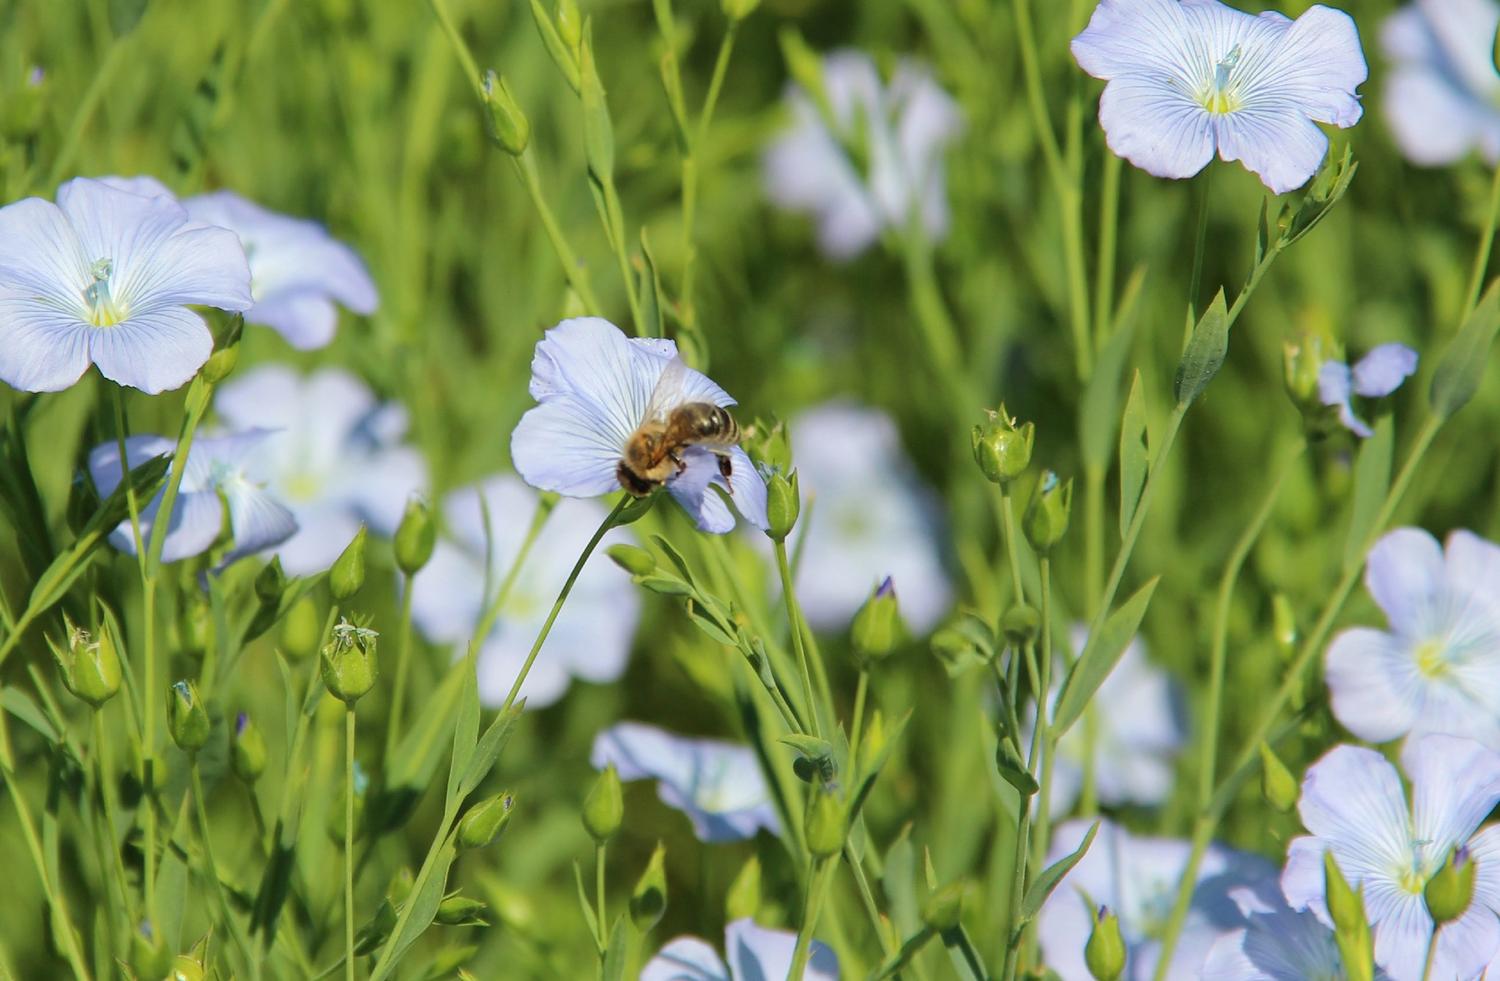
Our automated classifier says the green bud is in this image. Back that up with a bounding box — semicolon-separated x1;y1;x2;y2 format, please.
53;614;121;708
395;496;436;576
456;791;516;850
1257;742;1298;814
743;418;791;473
281;595;322;660
858;710;888;772
231;712;269;783
920;881;966;932
354;899;398;955
850;577;900;666
971;406;1035;485
481;71;531;157
200;314;243;385
607;543;657;577
722;0;760;20
1023;471;1073;553
169;951;206;981
804;788;845;859
578;26;615;182
765;469;801;543
1283;329;1343;428
630;843;668;933
1085;906;1126;981
1425;847;1477;925
556;0;582;49
167;680;211;754
582;764;624;842
1001;604;1041;648
329;525;368;600
1323;850;1364;935
435;894;489;926
129;922;171;981
177;589;212;661
1272;593;1297;656
255;556;286;604
387;867;415;908
321;619;379;706
726;856;761;921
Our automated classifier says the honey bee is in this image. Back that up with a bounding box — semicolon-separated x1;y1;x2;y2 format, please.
617;358;741;497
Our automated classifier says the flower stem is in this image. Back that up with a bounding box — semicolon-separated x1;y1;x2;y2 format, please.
511;153;605;315
1183;167;1214;347
1093;152;1122;345
384;581;417;761
44;35;129;191
192;760;253;971
788;857;834;981
1023;556;1056;961
1465;164;1500;316
849;670;869;775
345;707;357;981
998;486;1027;609
595;843;608;961
774;539;823;739
500;496;629;712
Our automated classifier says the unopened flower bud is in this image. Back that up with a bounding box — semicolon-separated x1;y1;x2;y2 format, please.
169;949;206;981
804;788;845;859
1002;604;1041;647
395;496;436;576
481;71;531;156
435;894;489;926
583;764;624;842
54;615;121;708
255;556;286;604
1283;329;1342;421
200;316;242;384
971;407;1034;485
1323;850;1364;935
556;0;582;49
1258;742;1298;814
851;577;899;666
1085;906;1126;981
607;543;656;577
328;525;367;600
630;843;668;933
765;469;800;543
167;680;211;754
457;791;515;850
743;418;791;473
130;922;171;981
1426;847;1477;925
858;710;888;771
921;881;966;932
387;867;415;907
1023;471;1073;553
726;856;761;921
321;619;379;705
231;713;268;783
280;595;322;660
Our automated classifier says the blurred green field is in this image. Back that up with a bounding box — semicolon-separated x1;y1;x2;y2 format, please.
1;0;1498;977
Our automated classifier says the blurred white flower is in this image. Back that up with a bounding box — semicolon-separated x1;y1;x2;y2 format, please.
1071;0;1366;194
410;475;639;709
184;190;377;350
763;49;961;260
641;918;837;981
1029;627;1185;818
1382;0;1500;166
215;365;427;576
510;317;767;534
1324;528;1500;749
590;722;779;842
0;176;251;394
89;430;296;565
782;401;951;634
1281;736;1500;980
1317;343;1418;438
1038;818;1277;980
1202;885;1393;980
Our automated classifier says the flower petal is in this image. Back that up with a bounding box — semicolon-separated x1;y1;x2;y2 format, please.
528;317;662;443
1246;5;1367;129
1432;902;1500;981
130;223;254;312
665;447;763;534
591;722;712;801
0;291;94;393
222;479;299;563
1325;627;1420;743
726;918;837;981
510;398;627;497
1365;528;1445;636
1352;344;1419;398
1095;75;1215;182
1280;836;1333;922
108;489;225;564
0;197;89;311
1213;108;1330;196
1317;361;1353;407
640;936;728;981
1406;734;1500;851
1383;64;1500;167
90;305;214;394
1072;0;1198;81
1443;530;1500;603
245;292;341;350
1297;745;1413;886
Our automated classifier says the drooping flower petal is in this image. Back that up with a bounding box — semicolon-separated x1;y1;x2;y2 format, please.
1353;344;1420;398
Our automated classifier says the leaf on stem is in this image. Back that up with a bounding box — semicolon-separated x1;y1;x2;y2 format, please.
1343;414;1392;572
1051;577;1160;738
1174;289;1229;407
1080;266;1146;470
1118;370;1148;539
1020;820;1098;919
1430;277;1500;419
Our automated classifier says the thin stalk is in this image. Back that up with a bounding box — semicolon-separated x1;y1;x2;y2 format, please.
1183;167;1214;346
94;710;135;928
345;708;357;981
900;226;971;401
1000;642;1037;981
426;0;482;99
511;153;604;314
1466;164;1500;316
1422;932;1439;981
595;843;608;961
679;22;740;322
774;539;823;739
788;858;834;981
500;497;629;712
1024;557;1056;961
848;670;869;775
384;582;417;760
1094;152;1122;344
191;761;253;970
999;487;1027;608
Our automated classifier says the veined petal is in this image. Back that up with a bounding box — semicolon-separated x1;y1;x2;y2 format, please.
590;723;709;803
1243;5;1367;128
1366;528;1445;635
1096;75;1216;181
222;479;299;562
1297;746;1413;886
245;292;340;350
1353;344;1419;398
1432;902;1500;981
1213;108;1329;196
56;178;189;299
107;489;225;564
640;936;728;981
130;223;254;311
1325;627;1420;742
527;317;663;444
1072;0;1199;81
665;448;761;534
88;435;177;499
1444;530;1500;604
725;918;837;981
1280;837;1333;922
91;305;214;394
0;197;89;311
1370;892;1433;981
510;397;627;497
1407;734;1500;850
0;291;94;393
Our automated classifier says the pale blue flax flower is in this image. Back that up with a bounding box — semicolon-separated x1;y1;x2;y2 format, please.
1318;343;1418;438
1325;528;1500;749
763;50;962;260
184;191;377;350
1039;818;1277;980
88;430;296;565
1071;0;1367;194
215;365;427;576
1202;886;1393;980
782;401;951;633
1281;735;1500;980
510;317;767;534
0;177;252;393
410;476;640;709
641;918;837;981
590;722;779;842
1383;0;1500;166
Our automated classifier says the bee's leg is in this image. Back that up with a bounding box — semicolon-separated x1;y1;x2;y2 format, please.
716;452;734;484
668;449;687;476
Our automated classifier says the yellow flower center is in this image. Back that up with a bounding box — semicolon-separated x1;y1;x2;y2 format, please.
1198;45;1244;115
1415;638;1448;679
83;258;127;327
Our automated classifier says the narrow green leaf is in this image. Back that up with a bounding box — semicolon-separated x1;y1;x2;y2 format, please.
578;22;615;183
446;661;481;804
458;701;524;798
638;227;666;338
573;860;600;945
849;710;912;820
371;838;458;981
1430;278;1500;419
527;0;580;92
994;737;1038;798
1174;289;1230;406
1118;370;1148;539
1343;414;1393;571
1080;266;1146;469
650;535;696;586
602;915;629;981
1;687;57;744
1020;821;1099;919
1051;577;1161;737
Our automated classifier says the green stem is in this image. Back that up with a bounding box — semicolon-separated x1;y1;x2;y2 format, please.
900;225;970;400
1466;164;1500;316
1094;152;1122;345
1183;167;1214;346
426;0;483;99
512;153;604;315
1000;645;1036;981
788;857;834;981
192;760;253;971
500;497;629;712
999;487;1027;608
1024;557;1056;961
385;582;417;761
677;21;739;326
94;710;136;929
595;843;608;960
849;670;869;775
773;539;822;739
345;708;357;981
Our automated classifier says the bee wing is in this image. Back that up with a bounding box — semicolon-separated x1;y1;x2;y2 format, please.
643;356;691;422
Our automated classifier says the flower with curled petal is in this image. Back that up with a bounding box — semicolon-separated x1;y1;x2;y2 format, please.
642;918;837;981
0;177;251;394
1318;343;1418;438
510;317;767;534
1281;736;1500;980
1071;0;1367;194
